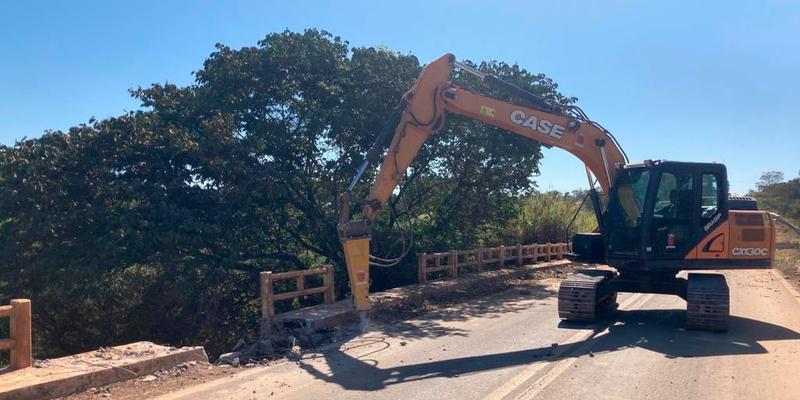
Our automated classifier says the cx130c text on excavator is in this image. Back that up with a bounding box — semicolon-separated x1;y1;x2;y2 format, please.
337;53;775;332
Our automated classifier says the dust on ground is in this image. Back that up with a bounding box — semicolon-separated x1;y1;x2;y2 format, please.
59;361;239;400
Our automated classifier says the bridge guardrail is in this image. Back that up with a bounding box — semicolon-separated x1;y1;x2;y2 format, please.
259;266;334;334
417;243;571;283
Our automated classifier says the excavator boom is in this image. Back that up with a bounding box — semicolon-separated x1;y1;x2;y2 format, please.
348;54;625;222
338;53;626;310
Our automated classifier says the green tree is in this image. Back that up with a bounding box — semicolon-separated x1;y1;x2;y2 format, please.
757;171;785;190
0;29;573;357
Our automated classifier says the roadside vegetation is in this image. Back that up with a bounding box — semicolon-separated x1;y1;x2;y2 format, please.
750;171;800;225
750;170;800;292
0;29;585;359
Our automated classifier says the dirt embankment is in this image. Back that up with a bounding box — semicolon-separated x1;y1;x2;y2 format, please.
775;222;800;291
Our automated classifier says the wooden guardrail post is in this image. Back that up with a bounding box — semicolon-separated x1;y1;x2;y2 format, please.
10;299;32;369
498;245;505;268
323;265;335;304
449;250;458;278
477;246;484;272
260;271;275;337
516;244;523;266
529;244;534;264
545;243;552;260
0;299;33;370
418;253;428;283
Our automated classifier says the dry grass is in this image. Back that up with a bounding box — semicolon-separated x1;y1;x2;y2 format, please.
775;223;800;290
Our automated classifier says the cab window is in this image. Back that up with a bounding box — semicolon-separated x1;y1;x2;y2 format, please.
653;172;693;219
701;173;720;219
607;169;650;254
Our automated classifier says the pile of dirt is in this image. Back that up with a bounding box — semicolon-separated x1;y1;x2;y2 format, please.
60;361;237;400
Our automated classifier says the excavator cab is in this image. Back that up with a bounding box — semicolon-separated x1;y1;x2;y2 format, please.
564;159;773;331
606;160;728;269
576;160;732;271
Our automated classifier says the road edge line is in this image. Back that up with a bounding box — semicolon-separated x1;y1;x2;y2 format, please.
769;269;800;304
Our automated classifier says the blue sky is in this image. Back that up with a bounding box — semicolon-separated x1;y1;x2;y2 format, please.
1;0;798;194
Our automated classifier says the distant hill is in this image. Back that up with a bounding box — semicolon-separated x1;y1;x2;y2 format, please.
751;172;800;224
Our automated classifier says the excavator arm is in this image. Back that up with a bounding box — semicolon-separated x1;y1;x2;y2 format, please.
338;53;627;310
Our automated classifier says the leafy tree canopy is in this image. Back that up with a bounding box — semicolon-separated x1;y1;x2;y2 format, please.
756;171;785;190
0;29;574;357
751;171;800;224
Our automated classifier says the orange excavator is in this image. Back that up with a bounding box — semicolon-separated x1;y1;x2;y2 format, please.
338;53;775;332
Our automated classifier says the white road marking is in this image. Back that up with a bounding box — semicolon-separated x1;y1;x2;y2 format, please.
482;293;650;400
513;335;602;400
513;294;654;400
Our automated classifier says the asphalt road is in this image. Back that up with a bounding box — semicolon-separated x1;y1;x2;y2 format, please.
156;269;800;400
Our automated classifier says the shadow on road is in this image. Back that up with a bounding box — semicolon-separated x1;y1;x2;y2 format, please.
295;307;800;391
372;280;560;341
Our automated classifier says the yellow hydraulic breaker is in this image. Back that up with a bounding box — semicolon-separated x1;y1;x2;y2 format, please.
341;237;371;310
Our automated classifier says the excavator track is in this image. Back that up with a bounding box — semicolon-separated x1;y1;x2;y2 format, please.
686;273;729;332
558;269;616;322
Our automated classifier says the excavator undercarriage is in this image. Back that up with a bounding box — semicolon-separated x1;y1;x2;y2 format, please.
558;270;730;331
557;269;617;322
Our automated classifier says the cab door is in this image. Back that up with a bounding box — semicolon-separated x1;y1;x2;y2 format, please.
645;168;698;259
692;171;728;259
